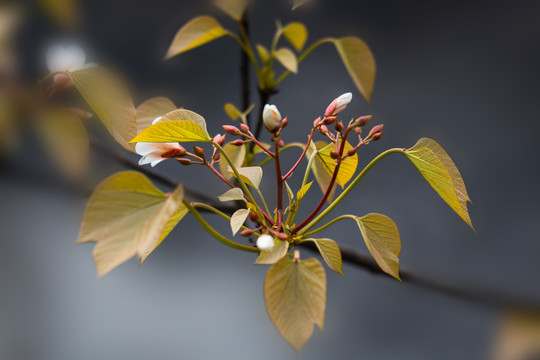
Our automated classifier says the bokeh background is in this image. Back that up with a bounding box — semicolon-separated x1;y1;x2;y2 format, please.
1;0;540;359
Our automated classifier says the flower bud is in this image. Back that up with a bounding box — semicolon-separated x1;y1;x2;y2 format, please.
257;234;275;252
240;123;250;133
213;134;226;146
281;117;288;129
240;229;254;237
277;233;288;240
249;211;258;222
347;148;357;157
372;132;383;141
354;127;362;135
334;121;344;132
277;139;285;148
223;125;240;135
319;125;329;135
313;117;321;127
369;124;384;136
230;139;245;146
213;153;222;161
355;115;372;127
330;150;339;159
322;116;336;125
177;158;192;166
193;146;205;158
263;104;282;133
325;92;352;116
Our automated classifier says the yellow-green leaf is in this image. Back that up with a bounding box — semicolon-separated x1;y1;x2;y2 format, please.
136;97;177;133
219;141;246;180
306;141;336;203
274;47;298;74
218;187;245;202
37;109;89;179
405;138;473;229
256;44;270;63
39;0;78;29
214;0;248;21
333;37;376;102
264;257;326;352
69;66;137;152
318;140;358;187
230;208;249;235
77;171;187;276
354;213;401;280
223;103;242;121
296;181;313;202
165;16;228;60
305;238;343;276
255;240;288;265
228;166;263;189
253;142;271;156
283;22;308;51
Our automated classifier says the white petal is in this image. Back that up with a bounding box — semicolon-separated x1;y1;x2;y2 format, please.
135;142;159;156
257;235;275;252
150;158;167;167
152;116;163;125
46;45;64;73
64;44;86;71
138;152;163;165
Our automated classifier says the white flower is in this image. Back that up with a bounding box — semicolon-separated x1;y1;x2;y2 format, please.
46;44;93;74
257;234;275;252
325;92;352;116
262;104;282;132
135;117;185;167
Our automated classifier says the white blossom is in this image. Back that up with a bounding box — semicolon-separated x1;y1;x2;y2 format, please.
262;104;282;132
135;117;184;167
257;234;275;252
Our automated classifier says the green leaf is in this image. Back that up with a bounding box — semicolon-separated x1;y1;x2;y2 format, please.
165;16;228;60
274;47;298;74
214;0;248;21
285;181;294;208
37;109;89;179
354;213;401;280
283;22;308;51
218;187;245;202
296;181;313;202
69;66;137;152
219;141;246;180
136;97;176;133
227;166;263;189
255;240;289;265
256;44;270;63
264;257;326;352
305;238;343;276
77;171;187;276
131;109;210;143
230;208;249;235
333;37;376;102
404;138;473;229
223;103;242;121
306;141;336;203
317;140;358;187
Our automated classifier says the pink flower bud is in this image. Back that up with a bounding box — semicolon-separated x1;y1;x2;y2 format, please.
355;115;372;127
240;123;250;133
230;139;245;146
177;158;192;166
281;117;288;129
193;146;205;158
334;121;344;132
240;229;254;237
213;134;226;146
223;125;240;135
319;125;329;135
325;92;352;116
347;148;357;157
263;104;281;133
313;117;322;127
369;124;384;135
322;116;337;125
277;139;285;148
277;233;288;240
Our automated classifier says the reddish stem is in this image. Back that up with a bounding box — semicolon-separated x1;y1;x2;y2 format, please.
274;138;284;224
282;129;315;181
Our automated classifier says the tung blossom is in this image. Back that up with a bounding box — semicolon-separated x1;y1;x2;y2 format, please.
262;104;282;133
46;44;93;76
135;117;186;167
256;234;275;252
324;92;352;117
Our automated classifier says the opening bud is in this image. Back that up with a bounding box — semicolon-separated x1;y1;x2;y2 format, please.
263;104;282;133
322;116;337;125
334;121;344;132
213;134;226;146
325;92;352;116
223;125;240;135
257;234;275;252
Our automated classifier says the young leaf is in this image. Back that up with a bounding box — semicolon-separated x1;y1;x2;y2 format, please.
264;257;326;352
77;171;187;276
404;138;473;229
227;166;263;189
282;22;308;51
218;187;245;202
69;66;137;152
214;0;248;21
296;181;313;202
285;181;295;207
306;141;336;203
223;103;242;121
274;47;298;73
230;208;249;235
256;44;270;63
354;213;401;280
317;140;358;187
37;109;89;179
136;97;176;133
255;240;289;265
333;37;376;102
305;238;343;276
165;16;228;60
219;142;246;180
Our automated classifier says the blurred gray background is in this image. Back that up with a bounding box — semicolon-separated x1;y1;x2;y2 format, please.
2;0;540;359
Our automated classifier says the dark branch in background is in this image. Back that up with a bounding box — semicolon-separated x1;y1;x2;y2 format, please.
239;12;251;127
